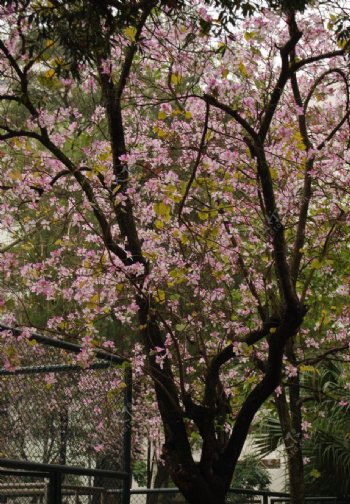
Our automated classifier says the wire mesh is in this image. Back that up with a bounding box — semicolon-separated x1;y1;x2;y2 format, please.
129;490;188;504
0;329;129;500
127;490;262;504
0;470;48;504
0;474;124;504
226;494;263;504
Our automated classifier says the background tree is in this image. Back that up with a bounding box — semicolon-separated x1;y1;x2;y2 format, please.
256;361;350;498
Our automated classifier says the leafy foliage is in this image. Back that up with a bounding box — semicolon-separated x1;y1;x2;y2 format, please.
231;455;271;490
255;364;350;497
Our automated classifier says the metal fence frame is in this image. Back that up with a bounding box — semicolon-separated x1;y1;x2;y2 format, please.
114;488;344;504
0;324;132;504
0;459;129;503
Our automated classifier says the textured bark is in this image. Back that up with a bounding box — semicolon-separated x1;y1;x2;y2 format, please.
275;387;305;504
288;446;305;504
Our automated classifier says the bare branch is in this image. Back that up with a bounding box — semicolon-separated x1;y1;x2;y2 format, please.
258;13;302;141
203;94;258;140
317;108;350;150
291;49;346;72
178;101;210;219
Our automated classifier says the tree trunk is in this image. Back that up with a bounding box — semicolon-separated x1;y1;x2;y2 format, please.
287;444;305;504
286;343;305;504
275;390;305;504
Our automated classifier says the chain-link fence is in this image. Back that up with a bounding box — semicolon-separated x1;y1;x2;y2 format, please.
0;325;132;504
0;468;48;504
0;462;129;504
127;489;270;504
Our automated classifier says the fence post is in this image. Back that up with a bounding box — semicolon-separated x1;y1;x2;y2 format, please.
262;494;269;504
122;365;132;504
47;472;62;504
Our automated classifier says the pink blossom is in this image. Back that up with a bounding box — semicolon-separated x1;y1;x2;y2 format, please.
285;364;298;378
274;386;282;397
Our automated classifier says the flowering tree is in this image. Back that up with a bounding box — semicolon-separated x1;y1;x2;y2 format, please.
0;1;350;503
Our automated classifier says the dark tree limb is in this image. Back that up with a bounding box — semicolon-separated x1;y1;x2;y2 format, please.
178;101;210;219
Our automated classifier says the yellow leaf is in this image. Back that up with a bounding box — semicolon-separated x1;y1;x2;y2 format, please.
99;151;110;161
310;469;321;479
93;164;107;174
158;110;167;120
222;68;229;78
154;202;171;221
299;365;318;374
54;56;65;66
171;73;182;86
123;26;137;42
310;259;322;270
90;293;99;304
44;69;55;78
205;131;212;142
155;289;166;304
238;61;248;77
153;126;167;138
270;168;278;180
185;111;192;120
87;293;99;309
222;255;230;264
9;170;22;181
180;233;189;245
244;31;258;41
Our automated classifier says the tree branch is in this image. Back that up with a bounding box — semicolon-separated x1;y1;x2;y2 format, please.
178;101;210;219
203;323;274;412
203;94;258;140
289;41;314;285
258;13;302;142
291;49;346;72
317;108;350;151
291;67;350;283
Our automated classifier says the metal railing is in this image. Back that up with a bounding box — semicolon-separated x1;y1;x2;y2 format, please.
0;456;130;504
0;459;343;504
117;488;342;504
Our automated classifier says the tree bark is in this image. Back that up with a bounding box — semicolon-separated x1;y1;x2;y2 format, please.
275;388;305;504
